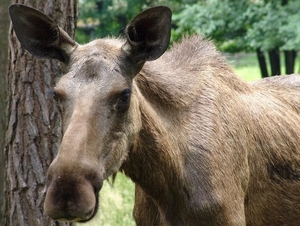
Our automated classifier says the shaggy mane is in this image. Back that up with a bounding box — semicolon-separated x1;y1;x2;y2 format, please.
135;35;247;109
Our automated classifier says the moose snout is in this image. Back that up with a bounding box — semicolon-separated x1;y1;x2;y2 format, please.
44;161;103;222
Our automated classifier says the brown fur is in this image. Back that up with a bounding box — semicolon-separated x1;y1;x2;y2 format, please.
9;4;300;225
123;36;300;225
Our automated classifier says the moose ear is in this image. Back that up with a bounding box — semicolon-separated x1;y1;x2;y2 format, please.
9;4;77;63
122;6;172;63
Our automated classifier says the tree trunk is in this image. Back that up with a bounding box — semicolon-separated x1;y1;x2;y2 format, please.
284;50;296;75
4;1;77;225
0;0;10;224
268;47;281;76
256;48;269;78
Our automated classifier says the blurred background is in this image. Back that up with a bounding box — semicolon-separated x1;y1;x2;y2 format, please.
77;0;300;80
76;1;300;225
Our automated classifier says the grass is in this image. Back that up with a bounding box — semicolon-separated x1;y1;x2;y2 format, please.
229;52;300;82
227;53;261;82
79;53;296;226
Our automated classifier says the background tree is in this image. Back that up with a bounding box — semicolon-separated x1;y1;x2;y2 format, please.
76;0;196;43
245;0;299;76
4;0;77;225
0;0;10;223
171;0;300;77
75;0;300;78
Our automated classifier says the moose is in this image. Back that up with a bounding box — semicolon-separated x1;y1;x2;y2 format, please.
9;3;300;226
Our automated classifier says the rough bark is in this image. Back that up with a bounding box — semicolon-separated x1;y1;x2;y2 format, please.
0;0;10;224
4;1;77;225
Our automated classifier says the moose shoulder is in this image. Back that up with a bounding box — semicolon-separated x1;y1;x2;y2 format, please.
9;4;300;226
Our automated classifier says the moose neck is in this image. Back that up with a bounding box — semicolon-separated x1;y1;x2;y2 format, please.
120;39;251;213
121;69;186;207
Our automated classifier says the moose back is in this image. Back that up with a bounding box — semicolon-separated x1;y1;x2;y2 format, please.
9;4;300;226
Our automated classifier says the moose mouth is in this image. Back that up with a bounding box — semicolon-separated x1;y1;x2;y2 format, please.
51;191;100;223
81;194;100;222
75;194;100;223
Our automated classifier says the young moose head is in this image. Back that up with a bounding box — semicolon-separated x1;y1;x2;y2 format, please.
9;4;171;222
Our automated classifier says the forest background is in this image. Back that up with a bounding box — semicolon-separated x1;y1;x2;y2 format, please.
77;0;300;78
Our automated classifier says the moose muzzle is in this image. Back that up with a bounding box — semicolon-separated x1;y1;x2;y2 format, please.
44;157;103;222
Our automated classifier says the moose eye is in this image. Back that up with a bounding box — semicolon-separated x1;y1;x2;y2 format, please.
52;91;59;102
116;89;131;112
120;89;131;103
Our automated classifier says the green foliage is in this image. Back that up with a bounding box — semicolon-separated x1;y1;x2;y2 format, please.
245;1;300;51
278;1;300;50
77;0;300;52
172;0;300;52
172;0;251;52
76;0;195;43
